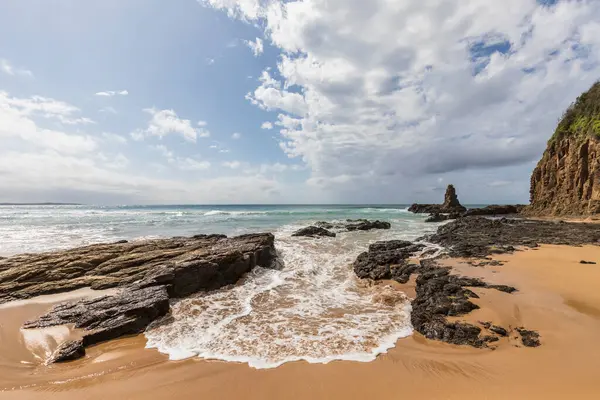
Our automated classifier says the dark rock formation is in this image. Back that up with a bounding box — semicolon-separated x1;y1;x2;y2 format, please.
528;82;600;216
490;325;508;337
463;205;525;217
425;213;449;223
353;240;425;280
0;233;276;304
345;219;391;231
2;233;278;362
48;339;86;363
291;226;336;238
516;327;541;347
580;260;597;265
24;285;170;351
307;219;391;234
409;184;467;214
352;241;523;348
424;216;600;258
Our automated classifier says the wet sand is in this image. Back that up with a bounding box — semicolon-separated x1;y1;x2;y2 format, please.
2;245;600;399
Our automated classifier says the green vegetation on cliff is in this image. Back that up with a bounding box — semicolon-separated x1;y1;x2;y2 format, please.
551;81;600;144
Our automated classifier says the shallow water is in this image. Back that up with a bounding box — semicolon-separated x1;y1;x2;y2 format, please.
0;204;443;369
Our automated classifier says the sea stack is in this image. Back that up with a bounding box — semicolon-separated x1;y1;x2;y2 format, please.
528;82;600;216
409;184;467;214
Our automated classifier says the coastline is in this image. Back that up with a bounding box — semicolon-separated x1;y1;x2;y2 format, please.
2;244;600;399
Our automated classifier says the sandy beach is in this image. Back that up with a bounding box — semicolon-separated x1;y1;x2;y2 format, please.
1;244;599;399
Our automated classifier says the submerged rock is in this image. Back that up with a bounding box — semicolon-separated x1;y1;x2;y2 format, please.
345;219;391;231
292;226;336;238
4;233;278;362
298;219;391;236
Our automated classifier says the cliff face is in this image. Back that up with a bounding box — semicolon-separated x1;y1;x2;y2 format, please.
528;82;600;216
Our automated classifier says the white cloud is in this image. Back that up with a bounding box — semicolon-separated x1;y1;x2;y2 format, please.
95;90;129;97
203;0;600;203
261;121;273;129
101;132;128;144
232;132;242;139
0;91;97;154
223;161;242;169
245;37;264;56
0;59;33;78
134;108;210;142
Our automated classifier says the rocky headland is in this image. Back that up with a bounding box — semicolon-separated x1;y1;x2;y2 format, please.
528;82;600;216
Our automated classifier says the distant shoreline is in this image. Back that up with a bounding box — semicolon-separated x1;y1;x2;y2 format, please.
0;203;83;206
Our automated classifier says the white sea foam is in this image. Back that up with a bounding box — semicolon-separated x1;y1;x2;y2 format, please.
144;227;428;369
203;210;268;216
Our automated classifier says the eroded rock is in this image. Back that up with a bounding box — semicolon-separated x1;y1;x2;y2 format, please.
516;327;541;347
48;339;85;364
409;185;467;214
292;226;336;238
6;233;278;362
423;217;600;258
353;241;521;348
463;205;525;217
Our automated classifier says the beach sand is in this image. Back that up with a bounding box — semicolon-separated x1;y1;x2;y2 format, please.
2;244;600;399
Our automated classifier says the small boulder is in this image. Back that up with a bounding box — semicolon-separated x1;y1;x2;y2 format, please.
292;226;336;238
48;339;85;363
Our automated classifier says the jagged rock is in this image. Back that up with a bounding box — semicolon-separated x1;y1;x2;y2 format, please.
353;242;519;348
409;185;467;214
353;240;425;280
425;213;449;223
443;184;462;209
291;226;336;238
48;339;86;363
516;327;541;347
527;82;600;216
423;216;600;258
463;205;525;217
299;219;391;235
24;285;170;348
0;233;276;304
4;233;278;363
490;325;508;337
345;219;391;231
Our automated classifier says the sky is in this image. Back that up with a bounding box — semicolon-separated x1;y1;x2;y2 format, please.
0;0;599;205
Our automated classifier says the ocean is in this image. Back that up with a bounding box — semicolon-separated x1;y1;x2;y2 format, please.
0;204;445;369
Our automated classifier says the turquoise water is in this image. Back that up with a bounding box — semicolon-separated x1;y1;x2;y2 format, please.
0;204;434;255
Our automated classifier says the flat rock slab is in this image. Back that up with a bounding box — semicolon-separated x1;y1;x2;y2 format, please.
0;233;276;304
2;233;277;363
424;217;600;257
